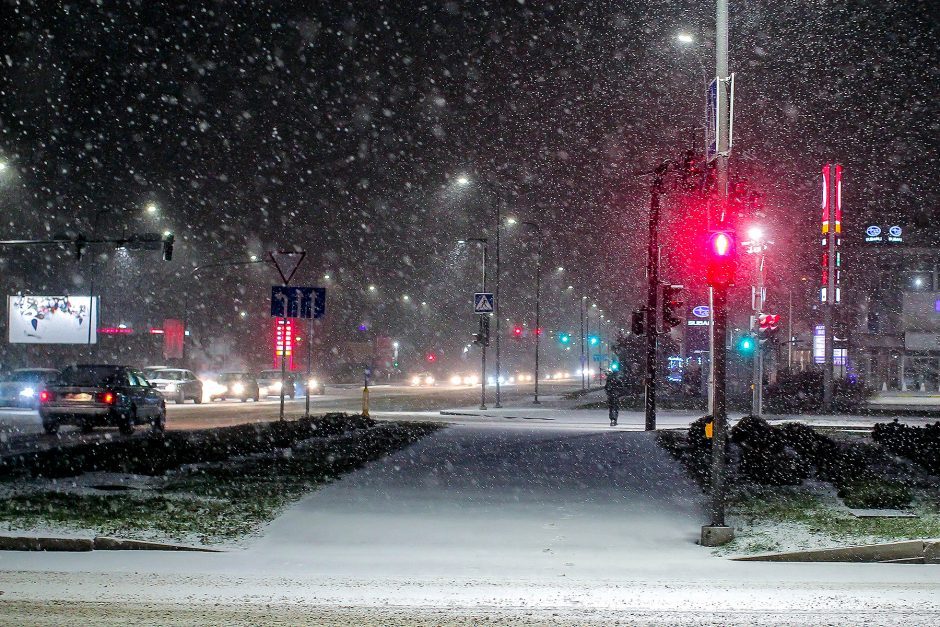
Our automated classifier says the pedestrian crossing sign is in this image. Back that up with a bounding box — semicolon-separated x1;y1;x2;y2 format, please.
474;292;495;314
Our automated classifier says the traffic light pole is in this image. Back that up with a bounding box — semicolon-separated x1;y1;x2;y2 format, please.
706;285;730;531
644;166;666;432
752;252;765;417
580;297;586;390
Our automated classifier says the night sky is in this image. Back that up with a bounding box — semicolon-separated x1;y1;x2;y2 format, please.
0;0;936;370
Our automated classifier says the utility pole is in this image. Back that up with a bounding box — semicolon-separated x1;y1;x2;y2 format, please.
702;0;735;547
787;289;794;370
495;194;503;408
643;164;668;432
522;221;543;404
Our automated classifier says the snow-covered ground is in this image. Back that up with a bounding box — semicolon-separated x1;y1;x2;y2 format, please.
0;424;937;623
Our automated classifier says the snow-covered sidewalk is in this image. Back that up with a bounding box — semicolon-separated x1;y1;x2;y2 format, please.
0;425;937;622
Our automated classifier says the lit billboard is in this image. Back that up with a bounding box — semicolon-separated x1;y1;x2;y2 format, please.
7;295;98;344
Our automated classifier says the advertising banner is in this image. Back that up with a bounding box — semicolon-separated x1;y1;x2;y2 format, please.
7;295;98;344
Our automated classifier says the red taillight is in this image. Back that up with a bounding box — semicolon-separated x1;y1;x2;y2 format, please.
99;391;115;405
39;390;52;403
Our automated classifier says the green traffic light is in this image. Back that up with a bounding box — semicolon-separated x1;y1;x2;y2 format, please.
610;361;620;372
588;335;600;346
559;333;571;344
737;335;755;354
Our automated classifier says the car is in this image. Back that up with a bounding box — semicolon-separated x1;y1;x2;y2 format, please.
256;370;297;399
410;372;436;386
211;372;260;402
145;368;203;404
0;368;60;409
38;364;166;435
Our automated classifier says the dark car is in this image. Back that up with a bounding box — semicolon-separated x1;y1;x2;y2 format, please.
0;368;60;409
39;364;166;435
257;370;297;399
211;372;260;402
145;368;203;404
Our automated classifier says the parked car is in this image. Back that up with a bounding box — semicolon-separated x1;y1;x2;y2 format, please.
145;368;203;404
39;364;166;435
210;372;260;402
0;368;60;409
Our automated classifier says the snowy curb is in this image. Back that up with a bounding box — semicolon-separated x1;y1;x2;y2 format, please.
734;539;940;564
0;534;222;552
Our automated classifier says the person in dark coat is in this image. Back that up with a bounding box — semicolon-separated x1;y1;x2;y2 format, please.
605;369;627;426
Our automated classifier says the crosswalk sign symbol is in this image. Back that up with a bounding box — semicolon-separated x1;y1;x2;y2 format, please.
474;292;495;314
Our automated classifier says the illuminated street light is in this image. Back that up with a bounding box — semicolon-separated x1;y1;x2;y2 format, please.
506;217;518;226
677;33;695;44
249;254;259;262
747;225;765;242
402;294;410;301
323;274;330;280
145;202;159;215
368;284;377;292
456;175;471;186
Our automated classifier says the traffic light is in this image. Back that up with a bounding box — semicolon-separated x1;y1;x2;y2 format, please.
661;284;684;332
162;232;174;261
757;313;781;343
559;332;571;345
705;230;737;287
473;316;490;346
512;325;524;340
588;334;600;346
736;334;755;356
426;352;437;363
631;309;645;335
609;360;621;372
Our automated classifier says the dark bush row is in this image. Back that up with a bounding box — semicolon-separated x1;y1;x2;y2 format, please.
0;413;376;478
873;419;940;476
730;415;808;486
777;422;870;487
764;370;872;414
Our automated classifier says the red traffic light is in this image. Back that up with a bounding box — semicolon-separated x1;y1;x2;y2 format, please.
512;326;523;337
758;314;781;331
426;353;437;362
705;230;737;287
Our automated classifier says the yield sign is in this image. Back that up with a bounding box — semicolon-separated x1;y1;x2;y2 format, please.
268;250;306;285
474;292;495;314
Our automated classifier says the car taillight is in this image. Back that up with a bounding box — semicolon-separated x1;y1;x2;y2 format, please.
39;390;52;403
98;391;115;405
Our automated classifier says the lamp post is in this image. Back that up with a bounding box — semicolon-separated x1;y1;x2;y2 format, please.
744;225;769;417
521;221;543;404
459;238;488;410
580;296;587;390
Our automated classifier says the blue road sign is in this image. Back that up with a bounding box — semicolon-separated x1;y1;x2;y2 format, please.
592;354;605;362
474;292;495;314
271;286;326;319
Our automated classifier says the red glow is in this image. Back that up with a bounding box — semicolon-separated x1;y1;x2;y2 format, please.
39;390;52;403
426;353;437;362
273;319;296;370
513;326;523;336
149;328;165;335
99;391;115;405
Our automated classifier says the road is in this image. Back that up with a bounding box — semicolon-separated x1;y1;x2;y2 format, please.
0;380;585;455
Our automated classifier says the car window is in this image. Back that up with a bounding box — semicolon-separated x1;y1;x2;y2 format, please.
58;366;124;386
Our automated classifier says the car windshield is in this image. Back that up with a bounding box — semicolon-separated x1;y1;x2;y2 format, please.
219;373;249;383
151;370;185;381
4;371;51;382
259;371;282;379
57;366;124;386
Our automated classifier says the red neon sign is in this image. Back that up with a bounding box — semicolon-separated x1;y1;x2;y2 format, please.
99;327;133;335
273;318;296;371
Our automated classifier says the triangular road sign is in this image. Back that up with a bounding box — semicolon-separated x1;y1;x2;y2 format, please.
474;292;494;313
268;250;306;285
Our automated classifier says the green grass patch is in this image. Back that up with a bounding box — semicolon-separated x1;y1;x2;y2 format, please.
721;485;940;555
0;421;441;545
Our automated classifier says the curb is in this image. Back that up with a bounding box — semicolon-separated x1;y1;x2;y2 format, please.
734;539;940;563
0;534;222;553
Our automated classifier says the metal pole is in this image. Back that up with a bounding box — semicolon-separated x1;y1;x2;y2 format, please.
823;164;836;411
709;284;729;527
701;0;734;547
787;289;794;370
580;297;586;390
495;194;502;408
305;318;313;417
752;252;764;416
481;240;488;410
645;175;662;432
533;230;542;404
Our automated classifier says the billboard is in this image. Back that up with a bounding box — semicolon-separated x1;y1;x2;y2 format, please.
8;295;98;344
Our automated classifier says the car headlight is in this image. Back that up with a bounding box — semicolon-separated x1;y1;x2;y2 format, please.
19;387;35;398
307;378;318;389
165;383;177;392
411;376;421;385
450;375;463;385
426;376;434;385
231;383;245;394
269;381;282;391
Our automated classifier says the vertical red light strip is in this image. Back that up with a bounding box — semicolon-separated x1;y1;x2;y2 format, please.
273;318;296;370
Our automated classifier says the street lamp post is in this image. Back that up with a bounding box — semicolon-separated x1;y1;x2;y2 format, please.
580;296;586;390
522;221;543;404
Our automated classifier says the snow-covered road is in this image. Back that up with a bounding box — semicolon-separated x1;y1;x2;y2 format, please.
0;425;938;623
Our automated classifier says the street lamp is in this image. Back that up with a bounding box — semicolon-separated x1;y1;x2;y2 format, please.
744;225;770;417
458;237;489;409
521;220;543;404
145;202;159;215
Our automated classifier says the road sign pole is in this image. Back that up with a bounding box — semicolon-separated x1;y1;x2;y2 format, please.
279;314;287;421
305;317;313;418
